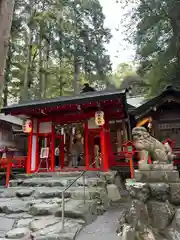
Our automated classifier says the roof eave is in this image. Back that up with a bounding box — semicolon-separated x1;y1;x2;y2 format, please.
2;91;127;115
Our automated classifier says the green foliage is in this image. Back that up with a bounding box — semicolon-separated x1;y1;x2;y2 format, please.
117;0;180;96
111;63;136;88
4;0;112;105
110;62;147;96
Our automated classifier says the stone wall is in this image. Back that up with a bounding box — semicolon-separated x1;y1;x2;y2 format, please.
117;163;180;240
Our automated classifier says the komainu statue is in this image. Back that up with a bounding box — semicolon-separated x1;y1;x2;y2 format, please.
132;127;175;164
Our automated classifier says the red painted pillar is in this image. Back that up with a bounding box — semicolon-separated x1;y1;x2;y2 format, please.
35;120;39;172
5;159;12;188
105;122;112;168
60;135;64;169
51;123;55;171
26;119;33;174
84;121;89;170
100;125;109;172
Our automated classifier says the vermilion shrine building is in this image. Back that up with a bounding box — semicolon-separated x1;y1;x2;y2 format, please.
2;90;132;173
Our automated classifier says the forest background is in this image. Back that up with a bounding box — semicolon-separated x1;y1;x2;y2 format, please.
2;0;180;106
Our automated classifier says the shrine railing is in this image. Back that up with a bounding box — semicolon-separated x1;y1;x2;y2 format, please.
0;156;27;187
61;157;99;231
110;138;178;178
61;170;86;231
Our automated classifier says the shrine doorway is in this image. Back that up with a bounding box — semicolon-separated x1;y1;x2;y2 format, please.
88;129;101;167
54;134;64;169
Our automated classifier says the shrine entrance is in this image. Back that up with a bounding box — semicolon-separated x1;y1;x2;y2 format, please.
37;135;51;172
54;134;64;169
88;129;101;168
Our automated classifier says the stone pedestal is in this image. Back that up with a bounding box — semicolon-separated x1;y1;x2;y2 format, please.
135;169;179;182
117;163;180;240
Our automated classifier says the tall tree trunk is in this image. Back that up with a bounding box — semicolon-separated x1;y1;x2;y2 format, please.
74;57;80;94
21;31;33;101
3;40;12;107
0;0;15;107
59;75;63;96
39;23;44;98
59;32;63;96
73;2;80;95
168;3;180;83
58;9;64;96
43;33;51;98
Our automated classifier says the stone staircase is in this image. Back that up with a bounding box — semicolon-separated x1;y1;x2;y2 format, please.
0;171;121;240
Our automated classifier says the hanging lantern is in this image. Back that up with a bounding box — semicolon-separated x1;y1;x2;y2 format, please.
22;119;32;133
95;111;105;126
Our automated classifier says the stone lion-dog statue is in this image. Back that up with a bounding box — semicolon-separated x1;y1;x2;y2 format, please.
132;126;175;164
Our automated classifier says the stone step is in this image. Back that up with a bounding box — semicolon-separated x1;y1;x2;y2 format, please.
0;171;118;239
15;171;84;179
1;216;85;240
9;176;106;188
31;217;85;240
0;186;107;203
0;196;104;221
0;197;106;239
15;171;102;179
54;199;105;223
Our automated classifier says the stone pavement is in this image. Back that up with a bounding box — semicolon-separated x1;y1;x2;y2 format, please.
0;171;125;240
76;205;127;240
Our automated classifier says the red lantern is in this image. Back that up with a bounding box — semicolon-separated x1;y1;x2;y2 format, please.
22;119;32;133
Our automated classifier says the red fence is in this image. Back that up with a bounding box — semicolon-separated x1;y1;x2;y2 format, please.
0;156;27;187
1;138;180;187
109;138;179;178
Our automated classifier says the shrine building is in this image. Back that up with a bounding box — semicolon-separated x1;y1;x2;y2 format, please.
1;89;133;173
132;86;180;150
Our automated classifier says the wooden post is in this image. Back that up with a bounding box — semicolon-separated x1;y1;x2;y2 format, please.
129;154;134;179
51;124;55;171
5;158;12;188
84;121;89;169
0;0;15;107
117;123;122;151
91;133;95;168
100;125;109;172
35;120;40;172
127;117;132;140
60;135;64;169
122;120;128;143
105;123;112;167
26;120;33;174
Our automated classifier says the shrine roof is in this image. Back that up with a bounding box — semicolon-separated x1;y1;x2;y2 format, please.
0;114;22;125
132;87;180;118
127;96;146;108
2;90;127;115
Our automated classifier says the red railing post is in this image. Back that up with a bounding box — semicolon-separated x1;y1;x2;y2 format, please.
123;141;135;179
5;158;12;188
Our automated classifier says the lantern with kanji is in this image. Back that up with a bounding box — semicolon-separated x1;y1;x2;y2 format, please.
22;119;32;133
95;111;105;126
